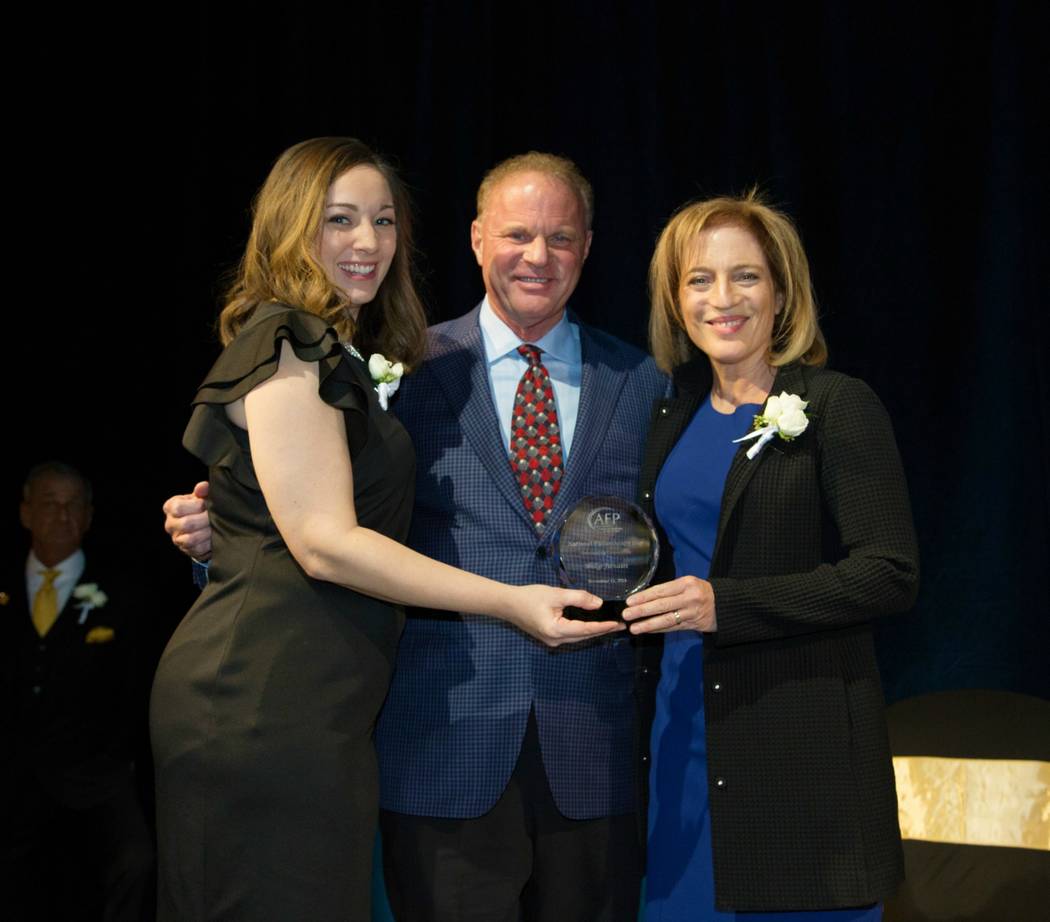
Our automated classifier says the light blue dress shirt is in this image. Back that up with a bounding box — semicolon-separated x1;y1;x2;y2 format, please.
478;297;582;460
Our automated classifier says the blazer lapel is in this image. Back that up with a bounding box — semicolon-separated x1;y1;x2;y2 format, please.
644;358;711;491
426;306;536;529
715;362;811;537
3;571;27;611
2;569;30;645
57;565;106;629
547;321;627;527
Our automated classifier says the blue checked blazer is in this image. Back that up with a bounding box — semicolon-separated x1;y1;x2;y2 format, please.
375;304;667;820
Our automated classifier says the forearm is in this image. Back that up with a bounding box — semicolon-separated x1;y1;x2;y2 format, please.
712;374;919;647
243;346;607;641
296;520;517;619
710;551;918;646
245;350;511;624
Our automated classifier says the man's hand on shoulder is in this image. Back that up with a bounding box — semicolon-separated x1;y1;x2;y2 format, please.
163;481;213;561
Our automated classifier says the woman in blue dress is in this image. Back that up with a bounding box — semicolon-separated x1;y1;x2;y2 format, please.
624;193;918;920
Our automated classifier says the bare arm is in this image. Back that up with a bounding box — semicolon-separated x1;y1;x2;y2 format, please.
240;341;613;646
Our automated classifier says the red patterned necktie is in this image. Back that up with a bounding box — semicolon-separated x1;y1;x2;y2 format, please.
510;344;564;531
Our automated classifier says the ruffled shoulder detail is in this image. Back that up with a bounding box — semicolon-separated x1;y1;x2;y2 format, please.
182;303;369;489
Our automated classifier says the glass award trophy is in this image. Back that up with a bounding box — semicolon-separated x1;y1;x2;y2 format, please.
553;496;659;621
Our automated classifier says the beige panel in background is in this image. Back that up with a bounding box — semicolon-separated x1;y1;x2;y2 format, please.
893;756;1050;851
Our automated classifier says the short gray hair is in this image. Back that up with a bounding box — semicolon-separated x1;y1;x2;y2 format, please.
23;460;93;504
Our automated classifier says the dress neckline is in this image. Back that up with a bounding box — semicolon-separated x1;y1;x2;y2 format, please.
703;394;761;418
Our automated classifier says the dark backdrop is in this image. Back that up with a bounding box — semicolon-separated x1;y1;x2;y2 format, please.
8;1;1047;703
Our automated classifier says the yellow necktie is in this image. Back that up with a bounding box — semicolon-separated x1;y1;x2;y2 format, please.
32;568;61;637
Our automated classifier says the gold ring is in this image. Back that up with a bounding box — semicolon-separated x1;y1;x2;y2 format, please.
673;610;681;625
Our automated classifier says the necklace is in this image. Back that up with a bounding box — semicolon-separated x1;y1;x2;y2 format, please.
341;342;365;362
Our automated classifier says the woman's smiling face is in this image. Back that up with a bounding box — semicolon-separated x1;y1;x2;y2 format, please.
678;222;783;377
315;165;397;315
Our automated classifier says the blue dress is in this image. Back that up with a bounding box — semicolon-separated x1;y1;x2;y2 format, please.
644;397;881;922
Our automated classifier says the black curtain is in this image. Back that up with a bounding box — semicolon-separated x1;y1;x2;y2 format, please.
8;0;1047;700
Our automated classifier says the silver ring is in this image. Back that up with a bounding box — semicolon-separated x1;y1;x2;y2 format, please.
673;610;681;625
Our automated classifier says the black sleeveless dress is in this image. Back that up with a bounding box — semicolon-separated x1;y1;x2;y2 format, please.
150;303;414;921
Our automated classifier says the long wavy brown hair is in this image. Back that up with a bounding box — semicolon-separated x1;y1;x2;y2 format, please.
219;137;427;369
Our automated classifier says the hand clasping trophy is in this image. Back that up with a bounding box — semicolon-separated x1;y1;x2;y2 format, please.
552;496;659;621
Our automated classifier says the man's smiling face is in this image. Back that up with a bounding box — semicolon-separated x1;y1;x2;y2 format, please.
471;171;592;342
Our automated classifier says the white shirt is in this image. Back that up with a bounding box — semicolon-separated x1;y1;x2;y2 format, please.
25;548;86;622
478;297;582;459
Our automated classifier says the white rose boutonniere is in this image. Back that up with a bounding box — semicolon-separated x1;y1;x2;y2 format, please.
72;582;108;624
367;353;404;411
733;391;810;460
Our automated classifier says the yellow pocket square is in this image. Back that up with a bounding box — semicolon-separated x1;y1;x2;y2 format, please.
85;626;115;644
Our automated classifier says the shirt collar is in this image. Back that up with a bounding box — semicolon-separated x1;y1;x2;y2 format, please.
26;548;85;580
478;296;577;364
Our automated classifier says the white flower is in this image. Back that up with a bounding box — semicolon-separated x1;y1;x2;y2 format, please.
759;391;809;439
763;391;807;425
375;381;398;411
762;393;786;420
776;407;809;437
72;582;107;624
367;354;404;410
73;583;108;607
732;391;810;460
368;353;404;385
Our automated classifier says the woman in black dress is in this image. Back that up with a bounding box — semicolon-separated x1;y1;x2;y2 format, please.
150;138;614;922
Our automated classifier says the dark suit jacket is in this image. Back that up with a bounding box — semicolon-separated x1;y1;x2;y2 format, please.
3;554;139;809
636;359;919;911
376;305;668;820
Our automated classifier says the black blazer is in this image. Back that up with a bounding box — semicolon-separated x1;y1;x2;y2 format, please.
635;359;919;912
2;555;139;809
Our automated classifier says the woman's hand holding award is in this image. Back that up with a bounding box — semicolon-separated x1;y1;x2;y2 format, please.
553;496;660;621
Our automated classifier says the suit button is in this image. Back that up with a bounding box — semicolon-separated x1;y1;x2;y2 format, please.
642;491;652;501
38;644;46;652
714;776;726;789
660;407;669;416
712;682;722;692
642;755;649;763
641;667;650;675
535;546;547;560
32;685;42;695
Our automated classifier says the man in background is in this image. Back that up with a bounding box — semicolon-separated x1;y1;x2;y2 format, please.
3;461;153;922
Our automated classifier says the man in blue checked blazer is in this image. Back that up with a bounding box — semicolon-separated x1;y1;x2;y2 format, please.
375;153;666;922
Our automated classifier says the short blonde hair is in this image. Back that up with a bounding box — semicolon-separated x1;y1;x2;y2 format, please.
648;191;827;374
476;151;594;229
219;137;426;369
